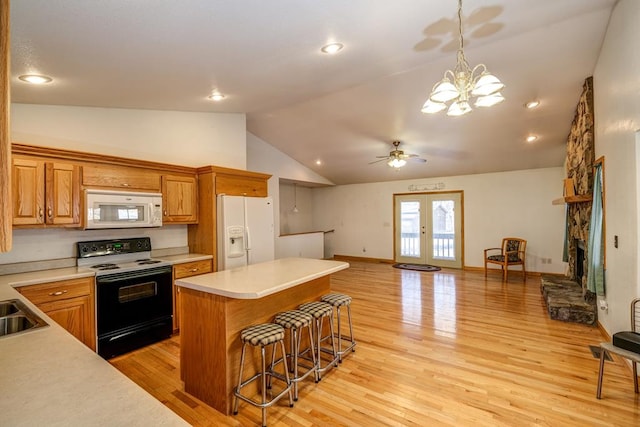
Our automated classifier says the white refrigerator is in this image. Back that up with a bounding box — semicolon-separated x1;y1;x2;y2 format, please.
217;195;275;270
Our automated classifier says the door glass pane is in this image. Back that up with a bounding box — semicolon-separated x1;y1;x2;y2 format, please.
431;200;455;260
400;201;420;258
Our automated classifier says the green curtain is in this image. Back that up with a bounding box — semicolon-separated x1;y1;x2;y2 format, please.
587;164;605;295
562;204;569;263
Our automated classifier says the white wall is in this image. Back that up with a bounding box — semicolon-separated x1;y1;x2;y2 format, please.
279;183;314;235
278;233;324;259
2;104;247;265
11;104;247;168
247;132;333;258
592;0;640;334
312;167;566;272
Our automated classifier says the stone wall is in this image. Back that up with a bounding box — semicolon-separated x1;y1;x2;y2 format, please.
565;77;594;295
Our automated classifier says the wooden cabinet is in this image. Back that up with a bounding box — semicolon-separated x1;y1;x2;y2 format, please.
17;277;96;351
187;166;271;260
213;166;269;197
82;164;161;192
12;157;81;227
172;258;212;332
162;174;198;224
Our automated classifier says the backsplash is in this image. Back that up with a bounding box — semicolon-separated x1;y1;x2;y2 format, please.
0;225;188;265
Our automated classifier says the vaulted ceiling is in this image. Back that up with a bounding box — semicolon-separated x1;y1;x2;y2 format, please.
10;0;616;184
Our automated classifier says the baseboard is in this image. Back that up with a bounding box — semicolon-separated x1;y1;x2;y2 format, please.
332;254;394;264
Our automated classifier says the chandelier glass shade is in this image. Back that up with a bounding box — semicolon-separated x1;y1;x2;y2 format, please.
421;0;504;117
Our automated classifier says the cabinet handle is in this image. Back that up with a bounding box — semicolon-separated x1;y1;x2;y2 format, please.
38;208;44;219
121;183;130;187
190;268;198;272
164;210;167;216
49;290;68;296
47;207;53;219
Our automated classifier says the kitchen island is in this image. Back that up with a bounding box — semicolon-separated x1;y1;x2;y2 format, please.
175;257;349;415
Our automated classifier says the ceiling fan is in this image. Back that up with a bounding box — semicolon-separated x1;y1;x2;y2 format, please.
369;140;427;169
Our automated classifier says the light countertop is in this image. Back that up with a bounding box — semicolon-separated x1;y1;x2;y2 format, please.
176;257;349;299
0;254;211;426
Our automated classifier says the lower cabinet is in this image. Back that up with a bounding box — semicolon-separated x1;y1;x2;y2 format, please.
172;259;213;332
17;277;96;351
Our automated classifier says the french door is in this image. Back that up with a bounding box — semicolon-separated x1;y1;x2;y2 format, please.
394;192;463;268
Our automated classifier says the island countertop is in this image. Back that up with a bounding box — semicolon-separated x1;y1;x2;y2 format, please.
175;257;349;299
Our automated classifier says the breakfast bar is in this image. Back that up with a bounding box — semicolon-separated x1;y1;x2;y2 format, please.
175;257;349;415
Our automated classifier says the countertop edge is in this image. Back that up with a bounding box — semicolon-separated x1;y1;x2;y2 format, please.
176;259;349;299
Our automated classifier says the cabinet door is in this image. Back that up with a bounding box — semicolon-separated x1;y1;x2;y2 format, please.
45;162;81;225
39;295;96;351
162;174;198;223
172;259;212;332
17;277;96;351
12;157;45;225
215;174;267;197
82;164;161;191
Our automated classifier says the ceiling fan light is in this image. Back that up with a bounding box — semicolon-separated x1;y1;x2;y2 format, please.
387;158;407;168
421;99;447;114
447;100;471;117
475;92;505;108
430;79;459;103
471;72;504;96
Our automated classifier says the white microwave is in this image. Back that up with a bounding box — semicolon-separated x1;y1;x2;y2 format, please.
85;189;163;229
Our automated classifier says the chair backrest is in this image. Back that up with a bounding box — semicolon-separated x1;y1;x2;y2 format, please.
632;298;640;333
503;238;526;260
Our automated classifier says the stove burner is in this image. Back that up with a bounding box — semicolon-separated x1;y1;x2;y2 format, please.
91;263;118;269
137;259;161;265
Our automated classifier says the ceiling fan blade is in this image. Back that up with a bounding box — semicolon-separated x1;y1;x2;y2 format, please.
368;158;390;165
375;155;391;159
409;157;427;163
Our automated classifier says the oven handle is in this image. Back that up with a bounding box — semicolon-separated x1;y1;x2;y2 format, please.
97;267;171;283
106;322;166;342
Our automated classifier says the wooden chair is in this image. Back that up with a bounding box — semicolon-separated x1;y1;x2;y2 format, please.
484;238;527;282
597;298;640;399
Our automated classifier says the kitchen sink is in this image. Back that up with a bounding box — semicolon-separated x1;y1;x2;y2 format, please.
0;299;48;337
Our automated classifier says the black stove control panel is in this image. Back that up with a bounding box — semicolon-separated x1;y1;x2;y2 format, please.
77;237;152;258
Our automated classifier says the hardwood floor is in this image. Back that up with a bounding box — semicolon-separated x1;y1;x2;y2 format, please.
110;262;640;426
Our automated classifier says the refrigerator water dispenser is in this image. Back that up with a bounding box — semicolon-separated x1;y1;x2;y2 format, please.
226;226;245;258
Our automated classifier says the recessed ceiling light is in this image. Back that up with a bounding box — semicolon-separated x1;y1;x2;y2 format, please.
315;159;322;165
207;92;225;102
525;100;540;109
526;135;538;143
321;43;343;54
18;74;52;84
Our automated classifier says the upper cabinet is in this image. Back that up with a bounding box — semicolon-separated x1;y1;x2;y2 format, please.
12;156;81;227
210;165;270;197
162;174;198;224
82;164;161;192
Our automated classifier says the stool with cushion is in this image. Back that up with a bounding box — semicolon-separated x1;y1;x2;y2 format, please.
270;309;317;401
298;301;337;380
321;293;356;362
233;323;293;427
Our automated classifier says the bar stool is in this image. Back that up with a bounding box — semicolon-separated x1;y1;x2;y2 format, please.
321;293;356;363
233;323;293;427
270;310;317;401
298;301;337;380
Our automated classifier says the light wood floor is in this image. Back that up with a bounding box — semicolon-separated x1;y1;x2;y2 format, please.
110;262;640;426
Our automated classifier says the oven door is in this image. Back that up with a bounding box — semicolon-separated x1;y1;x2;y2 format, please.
96;266;172;357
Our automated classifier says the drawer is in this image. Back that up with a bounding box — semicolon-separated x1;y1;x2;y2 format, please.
173;259;213;279
17;277;93;305
82;165;161;191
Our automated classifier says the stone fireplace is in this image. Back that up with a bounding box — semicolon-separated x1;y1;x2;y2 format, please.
540;77;597;325
564;77;595;299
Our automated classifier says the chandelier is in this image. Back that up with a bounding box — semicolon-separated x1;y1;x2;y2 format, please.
421;0;504;117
